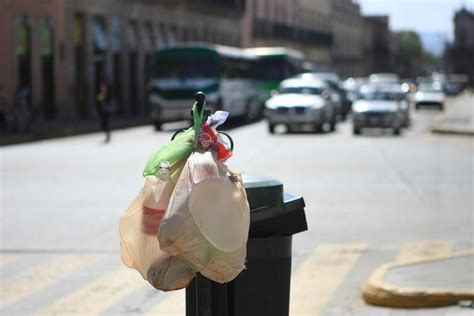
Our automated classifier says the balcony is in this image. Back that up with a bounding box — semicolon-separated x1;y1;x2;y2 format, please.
147;0;245;15
253;20;333;47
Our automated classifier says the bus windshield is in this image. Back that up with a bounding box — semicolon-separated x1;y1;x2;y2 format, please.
154;56;218;79
255;57;300;81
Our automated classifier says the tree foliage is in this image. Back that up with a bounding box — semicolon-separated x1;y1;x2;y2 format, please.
395;31;424;78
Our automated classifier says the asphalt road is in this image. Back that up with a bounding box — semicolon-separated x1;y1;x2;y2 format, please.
1;96;473;315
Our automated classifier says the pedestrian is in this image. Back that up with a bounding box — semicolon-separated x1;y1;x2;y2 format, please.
96;80;113;143
14;84;31;133
0;86;6;130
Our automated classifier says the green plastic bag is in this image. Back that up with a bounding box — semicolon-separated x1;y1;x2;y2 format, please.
142;101;206;182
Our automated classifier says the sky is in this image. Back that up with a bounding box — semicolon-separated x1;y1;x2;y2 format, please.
357;0;474;41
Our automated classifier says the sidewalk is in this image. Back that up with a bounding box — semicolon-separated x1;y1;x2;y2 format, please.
362;250;474;308
431;91;474;136
0;115;149;146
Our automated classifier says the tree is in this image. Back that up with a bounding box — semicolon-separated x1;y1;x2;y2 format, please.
395;31;424;78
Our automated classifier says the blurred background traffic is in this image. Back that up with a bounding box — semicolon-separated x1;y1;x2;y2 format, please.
0;0;473;139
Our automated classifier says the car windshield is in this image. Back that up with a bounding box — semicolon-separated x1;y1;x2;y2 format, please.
417;83;442;93
360;90;399;101
279;86;323;95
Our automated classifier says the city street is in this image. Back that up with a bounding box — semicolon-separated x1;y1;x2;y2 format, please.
1;95;473;315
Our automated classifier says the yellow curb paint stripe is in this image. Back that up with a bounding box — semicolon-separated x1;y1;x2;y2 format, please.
289;243;367;316
362;250;474;308
0;255;17;269
144;289;185;316
35;265;146;316
0;254;103;309
396;240;453;262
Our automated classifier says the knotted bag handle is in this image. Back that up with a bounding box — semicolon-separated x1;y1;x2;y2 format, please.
171;92;234;152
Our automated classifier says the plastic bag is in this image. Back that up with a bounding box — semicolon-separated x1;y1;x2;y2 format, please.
119;172;196;291
158;151;250;283
142;99;211;180
142;128;194;182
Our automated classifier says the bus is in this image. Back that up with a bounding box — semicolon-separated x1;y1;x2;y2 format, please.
245;47;306;105
147;43;260;130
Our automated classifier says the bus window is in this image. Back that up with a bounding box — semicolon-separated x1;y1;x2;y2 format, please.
220;57;254;79
155;56;218;79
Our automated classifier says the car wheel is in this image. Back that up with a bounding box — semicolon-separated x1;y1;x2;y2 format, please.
415;104;420;110
393;127;401;135
353;127;361;135
153;121;162;131
314;123;323;133
268;124;276;134
439;104;444;111
329;118;336;132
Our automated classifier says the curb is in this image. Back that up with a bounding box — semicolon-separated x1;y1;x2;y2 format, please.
362;250;474;308
0;119;150;146
431;126;474;136
430;109;474;136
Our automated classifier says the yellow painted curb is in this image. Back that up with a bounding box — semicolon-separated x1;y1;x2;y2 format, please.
362;250;474;308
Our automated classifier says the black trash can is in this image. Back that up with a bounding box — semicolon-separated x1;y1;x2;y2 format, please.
186;174;307;316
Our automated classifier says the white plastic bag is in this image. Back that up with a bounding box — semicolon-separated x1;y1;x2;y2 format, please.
119;174;196;291
158;151;250;283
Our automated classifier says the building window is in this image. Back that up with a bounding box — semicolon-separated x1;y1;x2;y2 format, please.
16;16;32;89
40;19;55;119
93;17;108;54
74;14;87;118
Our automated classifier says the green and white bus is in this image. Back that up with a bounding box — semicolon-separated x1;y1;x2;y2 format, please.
245;47;306;105
148;43;260;130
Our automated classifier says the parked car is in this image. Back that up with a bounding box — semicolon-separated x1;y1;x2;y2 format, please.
264;78;336;133
415;82;445;110
343;77;368;102
368;73;400;84
294;72;351;120
352;85;404;135
374;83;411;128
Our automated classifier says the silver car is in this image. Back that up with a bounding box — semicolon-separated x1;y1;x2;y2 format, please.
415;82;445;110
264;78;336;133
352;86;403;135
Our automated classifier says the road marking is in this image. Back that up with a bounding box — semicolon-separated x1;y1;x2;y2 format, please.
0;254;103;309
35;264;146;316
289;243;367;316
144;289;185;316
396;240;453;262
0;255;17;268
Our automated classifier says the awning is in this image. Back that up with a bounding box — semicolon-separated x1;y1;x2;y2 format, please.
94;20;108;51
127;24;138;50
142;26;153;51
110;17;122;53
154;24;165;48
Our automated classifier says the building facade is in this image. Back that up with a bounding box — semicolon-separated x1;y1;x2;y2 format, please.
0;0;245;130
445;7;474;84
330;0;365;77
362;15;396;75
242;0;333;65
